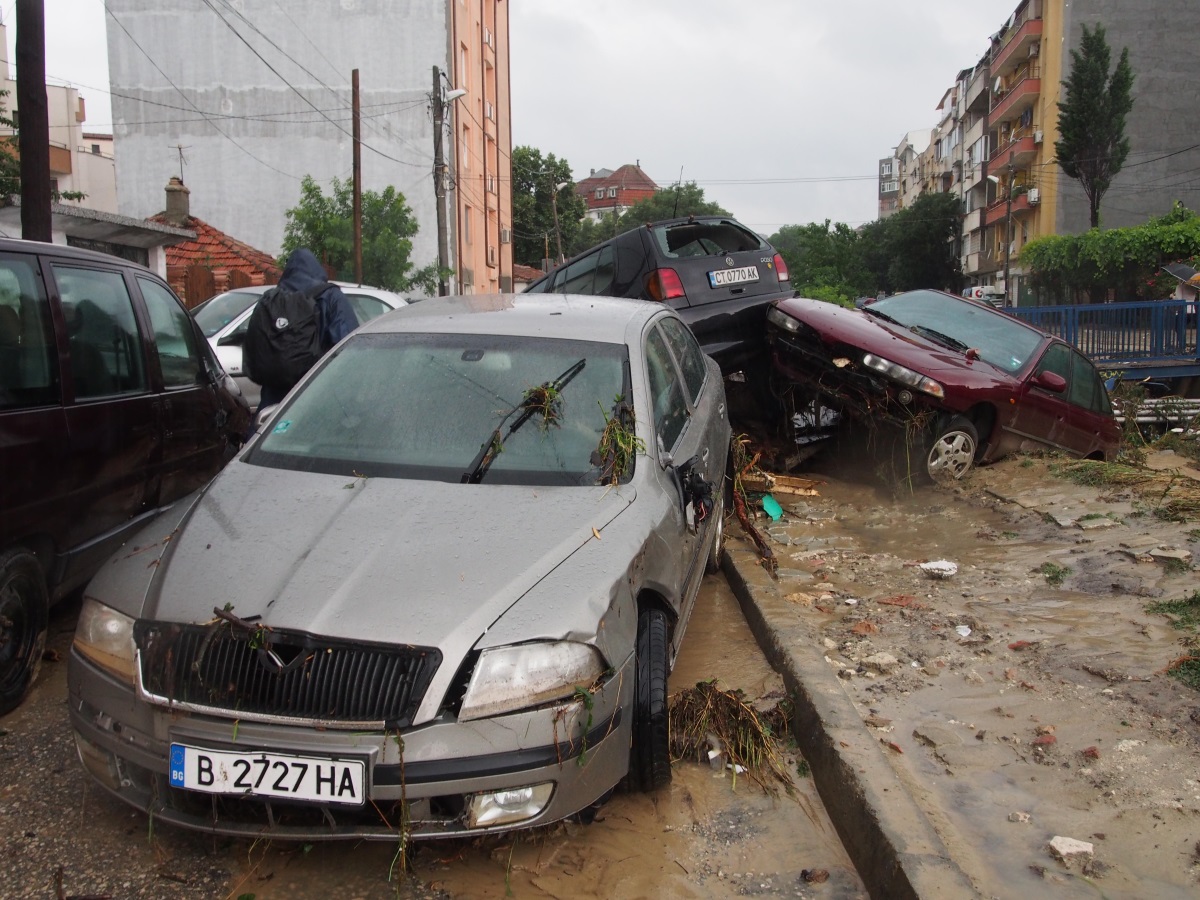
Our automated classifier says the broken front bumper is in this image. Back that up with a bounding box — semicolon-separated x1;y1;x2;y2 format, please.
68;647;633;840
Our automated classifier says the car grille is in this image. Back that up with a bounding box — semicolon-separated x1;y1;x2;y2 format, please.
134;621;441;728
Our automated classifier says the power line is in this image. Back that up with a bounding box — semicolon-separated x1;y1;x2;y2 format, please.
102;1;304;181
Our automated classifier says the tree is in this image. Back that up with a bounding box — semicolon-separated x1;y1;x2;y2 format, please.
769;220;870;303
280;175;438;293
0;91;19;206
510;146;585;267
1054;24;1135;229
616;182;728;228
884;192;963;292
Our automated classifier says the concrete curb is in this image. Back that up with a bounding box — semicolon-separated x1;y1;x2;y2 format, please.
722;539;979;899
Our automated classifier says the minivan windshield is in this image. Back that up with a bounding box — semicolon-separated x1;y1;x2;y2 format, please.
247;332;630;486
192;290;262;337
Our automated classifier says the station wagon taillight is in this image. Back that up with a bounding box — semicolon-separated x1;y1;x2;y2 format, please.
645;268;686;302
773;253;790;283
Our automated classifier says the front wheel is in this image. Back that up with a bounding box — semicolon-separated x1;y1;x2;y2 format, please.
0;549;49;716
924;415;979;482
630;608;671;792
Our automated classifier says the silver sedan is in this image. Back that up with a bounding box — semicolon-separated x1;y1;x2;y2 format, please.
70;293;731;840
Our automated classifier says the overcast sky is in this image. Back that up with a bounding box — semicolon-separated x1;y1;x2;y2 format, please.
13;0;1019;234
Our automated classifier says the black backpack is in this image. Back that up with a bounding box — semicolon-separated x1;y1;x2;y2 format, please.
242;284;327;392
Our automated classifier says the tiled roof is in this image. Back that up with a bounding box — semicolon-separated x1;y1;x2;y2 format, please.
146;213;281;277
512;263;543;282
575;164;658;194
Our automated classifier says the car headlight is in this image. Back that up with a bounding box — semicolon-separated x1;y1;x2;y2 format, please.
458;641;606;722
766;306;801;333
74;598;137;685
862;353;945;399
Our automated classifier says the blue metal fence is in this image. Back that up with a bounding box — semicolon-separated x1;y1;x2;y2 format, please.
1008;299;1198;378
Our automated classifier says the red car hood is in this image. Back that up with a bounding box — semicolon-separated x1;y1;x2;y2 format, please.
776;298;1019;387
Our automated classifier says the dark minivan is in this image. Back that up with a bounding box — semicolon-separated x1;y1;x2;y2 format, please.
0;239;249;714
525;216;792;376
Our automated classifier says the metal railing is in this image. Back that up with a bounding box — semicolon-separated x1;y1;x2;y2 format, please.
1009;300;1197;371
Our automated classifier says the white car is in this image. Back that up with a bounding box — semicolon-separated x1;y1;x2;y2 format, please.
191;283;408;409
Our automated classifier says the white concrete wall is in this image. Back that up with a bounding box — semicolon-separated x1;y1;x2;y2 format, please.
106;0;451;265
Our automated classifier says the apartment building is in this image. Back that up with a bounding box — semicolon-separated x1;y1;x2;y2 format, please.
106;0;513;294
892;0;1200;305
877;156;899;219
0;20;117;214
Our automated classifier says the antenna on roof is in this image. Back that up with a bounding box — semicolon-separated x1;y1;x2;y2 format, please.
171;144;191;181
672;166;683;217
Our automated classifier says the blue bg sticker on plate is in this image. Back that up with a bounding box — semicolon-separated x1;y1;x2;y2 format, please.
169;744;186;786
272;420;292;434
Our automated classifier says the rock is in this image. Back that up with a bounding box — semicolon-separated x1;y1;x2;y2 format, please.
1008;811;1032;824
863;652;899;674
1077;516;1120;531
1048;835;1094;866
1081;746;1101;760
1115;739;1145;753
1149;547;1192;564
863;713;892;728
965;670;986;684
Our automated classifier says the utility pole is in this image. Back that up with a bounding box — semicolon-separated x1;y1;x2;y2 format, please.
17;0;51;241
1002;158;1014;308
352;69;362;284
432;65;450;296
550;184;564;265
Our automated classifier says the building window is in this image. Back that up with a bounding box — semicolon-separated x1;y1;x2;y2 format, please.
464;205;472;245
459;45;469;95
91;144;101;155
881;161;893;176
595;189;604;199
460;125;470;174
880;181;899;194
607;187;617;198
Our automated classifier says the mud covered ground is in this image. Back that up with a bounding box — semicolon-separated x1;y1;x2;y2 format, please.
744;438;1200;898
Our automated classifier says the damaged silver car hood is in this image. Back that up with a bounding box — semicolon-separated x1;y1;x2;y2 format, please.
111;460;634;651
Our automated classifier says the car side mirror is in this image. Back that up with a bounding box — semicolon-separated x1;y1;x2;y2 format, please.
1035;371;1067;393
218;331;244;347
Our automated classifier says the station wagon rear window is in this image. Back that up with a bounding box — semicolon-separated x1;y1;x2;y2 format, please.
652;220;767;260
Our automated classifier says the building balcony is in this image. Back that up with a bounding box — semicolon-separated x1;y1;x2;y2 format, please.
962;207;983;236
990;71;1040;123
992;16;1043;76
984;192;1032;227
990;133;1039;168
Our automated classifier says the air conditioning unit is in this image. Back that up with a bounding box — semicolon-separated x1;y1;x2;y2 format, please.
500;227;512;244
462;267;474;287
487;246;497;267
1034;129;1043;144
1029;42;1040;58
1027;187;1041;204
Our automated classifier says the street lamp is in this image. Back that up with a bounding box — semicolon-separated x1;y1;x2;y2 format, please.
987;165;1014;307
550;180;570;265
432;66;467;296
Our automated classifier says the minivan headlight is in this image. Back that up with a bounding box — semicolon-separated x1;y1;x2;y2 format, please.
862;353;945;399
74;599;137;685
458;641;606;721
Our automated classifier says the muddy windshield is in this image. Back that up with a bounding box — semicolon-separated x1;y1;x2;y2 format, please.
868;290;1044;373
246;333;629;486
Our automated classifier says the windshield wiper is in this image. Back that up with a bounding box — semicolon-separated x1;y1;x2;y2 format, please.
863;306;904;327
908;325;969;352
461;358;587;484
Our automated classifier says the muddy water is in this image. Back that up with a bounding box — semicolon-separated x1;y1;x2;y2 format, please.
225;577;863;899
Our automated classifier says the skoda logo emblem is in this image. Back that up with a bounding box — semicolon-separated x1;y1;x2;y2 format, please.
725;257;735;267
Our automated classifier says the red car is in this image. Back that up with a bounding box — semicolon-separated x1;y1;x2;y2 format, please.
766;289;1121;481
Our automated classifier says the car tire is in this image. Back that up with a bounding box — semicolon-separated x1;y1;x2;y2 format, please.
705;475;729;575
630;608;672;792
924;415;979;482
0;549;48;716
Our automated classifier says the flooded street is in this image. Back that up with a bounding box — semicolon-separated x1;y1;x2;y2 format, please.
2;574;863;899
